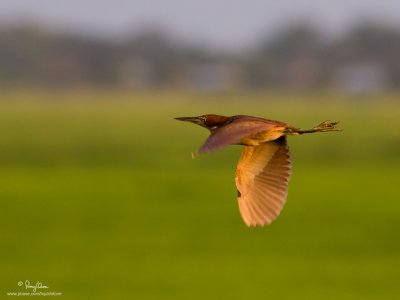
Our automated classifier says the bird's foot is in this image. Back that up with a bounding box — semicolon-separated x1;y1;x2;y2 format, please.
290;120;342;134
313;120;342;132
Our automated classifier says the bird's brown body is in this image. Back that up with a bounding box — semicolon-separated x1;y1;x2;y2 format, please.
175;114;340;227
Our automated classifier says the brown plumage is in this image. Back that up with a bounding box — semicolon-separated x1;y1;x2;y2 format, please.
175;114;340;227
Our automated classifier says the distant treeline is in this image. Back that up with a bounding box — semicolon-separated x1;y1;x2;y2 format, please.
0;22;399;91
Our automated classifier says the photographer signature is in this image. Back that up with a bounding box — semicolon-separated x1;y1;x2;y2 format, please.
18;280;49;292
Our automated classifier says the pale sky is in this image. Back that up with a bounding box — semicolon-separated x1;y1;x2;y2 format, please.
0;0;399;49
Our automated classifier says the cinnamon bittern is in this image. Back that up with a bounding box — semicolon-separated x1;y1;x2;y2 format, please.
175;114;341;227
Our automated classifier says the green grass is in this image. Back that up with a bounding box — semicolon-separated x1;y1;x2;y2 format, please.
1;90;400;299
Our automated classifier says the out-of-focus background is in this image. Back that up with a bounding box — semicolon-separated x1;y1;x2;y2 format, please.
1;1;399;299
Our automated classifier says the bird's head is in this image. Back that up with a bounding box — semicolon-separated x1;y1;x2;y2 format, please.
175;114;231;131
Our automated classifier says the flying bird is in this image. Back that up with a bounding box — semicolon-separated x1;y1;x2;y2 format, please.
175;115;341;227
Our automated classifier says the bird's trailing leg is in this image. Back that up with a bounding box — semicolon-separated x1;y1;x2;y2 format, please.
285;120;342;135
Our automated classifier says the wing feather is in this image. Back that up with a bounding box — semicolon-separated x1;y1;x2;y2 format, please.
235;137;291;227
199;118;285;154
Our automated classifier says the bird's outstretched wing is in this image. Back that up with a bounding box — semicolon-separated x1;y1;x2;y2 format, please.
199;117;285;154
235;137;291;227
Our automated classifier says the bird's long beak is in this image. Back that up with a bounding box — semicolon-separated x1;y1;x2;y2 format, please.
174;116;203;125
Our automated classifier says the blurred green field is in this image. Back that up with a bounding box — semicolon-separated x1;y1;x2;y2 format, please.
1;90;400;299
